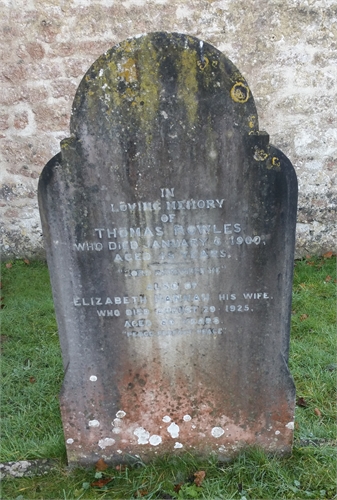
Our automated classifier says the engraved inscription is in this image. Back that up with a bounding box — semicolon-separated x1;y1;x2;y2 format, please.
70;187;271;337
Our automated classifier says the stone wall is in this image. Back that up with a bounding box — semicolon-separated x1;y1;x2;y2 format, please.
1;0;336;259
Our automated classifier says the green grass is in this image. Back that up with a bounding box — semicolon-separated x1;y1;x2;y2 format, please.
0;256;336;499
290;255;336;443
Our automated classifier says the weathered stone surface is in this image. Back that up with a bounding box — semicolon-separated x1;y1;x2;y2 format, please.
39;33;297;464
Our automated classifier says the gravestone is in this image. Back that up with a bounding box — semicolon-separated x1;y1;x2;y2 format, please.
38;32;298;465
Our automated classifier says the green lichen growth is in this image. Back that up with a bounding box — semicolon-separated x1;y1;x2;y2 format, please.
83;37;160;143
137;38;160;137
178;48;199;125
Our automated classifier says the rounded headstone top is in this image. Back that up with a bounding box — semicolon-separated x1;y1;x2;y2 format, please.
70;32;258;140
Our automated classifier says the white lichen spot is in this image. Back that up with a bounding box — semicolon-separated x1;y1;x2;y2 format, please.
174;442;183;449
117;449;122;454
134;427;150;444
98;438;115;449
191;425;196;429
116;411;126;418
99;68;104;77
167;422;180;438
160;110;168;119
89;375;97;382
66;438;74;444
112;427;122;434
285;421;294;430
211;427;225;438
113;418;123;427
183;415;192;422
275;430;281;435
218;445;226;453
149;435;162;446
162;415;171;423
89;419;100;427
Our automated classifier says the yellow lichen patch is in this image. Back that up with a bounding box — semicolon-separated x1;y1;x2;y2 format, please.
231;70;244;83
104;58;123;108
120;38;137;54
248;115;257;129
117;57;138;84
254;148;269;161
60;137;75;150
178;49;199;125
272;156;281;167
267;156;281;170
197;56;209;71
230;82;250;103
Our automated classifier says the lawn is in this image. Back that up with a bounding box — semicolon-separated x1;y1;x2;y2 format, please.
0;255;336;499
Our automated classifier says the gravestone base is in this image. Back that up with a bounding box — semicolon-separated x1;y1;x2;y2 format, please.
61;386;294;465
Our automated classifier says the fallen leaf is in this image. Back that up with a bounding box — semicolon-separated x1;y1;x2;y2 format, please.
307;261;315;266
91;477;114;488
314;408;322;417
300;314;309;321
305;254;311;260
115;464;128;471
23;259;30;265
95;458;108;471
297;397;308;407
325;275;332;282
5;263;12;269
29;376;36;384
194;470;206;487
323;251;334;259
135;489;148;497
174;484;183;493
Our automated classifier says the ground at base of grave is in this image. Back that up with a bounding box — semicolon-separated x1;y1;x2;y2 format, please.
0;445;336;499
0;255;336;498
